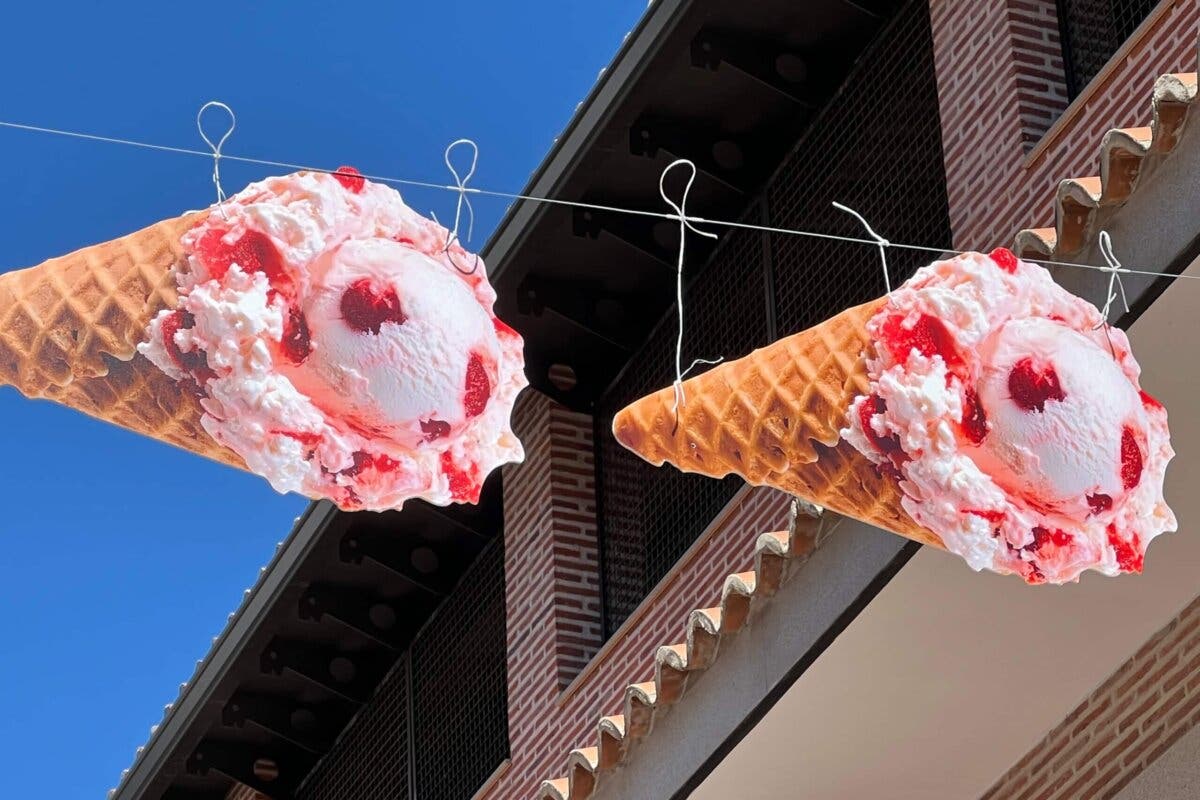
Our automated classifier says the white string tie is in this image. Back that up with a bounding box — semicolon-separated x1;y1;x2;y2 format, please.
1097;230;1131;324
433;138;480;275
833;201;891;293
196;101;235;219
659;159;721;421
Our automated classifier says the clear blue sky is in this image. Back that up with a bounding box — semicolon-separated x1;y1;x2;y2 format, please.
0;2;646;795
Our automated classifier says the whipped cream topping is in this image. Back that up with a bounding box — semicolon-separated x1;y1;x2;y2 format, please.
842;250;1175;583
140;169;526;510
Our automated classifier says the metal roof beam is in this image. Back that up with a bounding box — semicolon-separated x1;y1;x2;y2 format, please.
339;527;481;596
259;637;389;704
689;28;818;106
186;740;314;800
630;114;752;195
221;692;352;755
298;584;434;650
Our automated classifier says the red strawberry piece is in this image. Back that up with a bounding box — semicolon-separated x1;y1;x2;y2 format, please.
1007;357;1066;412
1120;426;1143;490
1030;526;1072;552
1139;389;1164;411
272;430;323;448
333;166;366;193
880;313;964;371
989;247;1019;274
966;509;1005;524
340;279;406;334
493;317;519;339
420;419;451;441
1107;525;1144;572
464;354;491;418
161;310;211;375
342;451;373;478
341;451;402;478
960;387;988;444
441;451;480;503
858;394;902;456
1087;493;1113;515
393;235;416;246
195;228;290;293
281;307;312;364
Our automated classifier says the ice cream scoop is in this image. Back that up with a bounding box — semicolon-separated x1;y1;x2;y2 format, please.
610;248;1174;584
842;250;1174;583
138;168;526;510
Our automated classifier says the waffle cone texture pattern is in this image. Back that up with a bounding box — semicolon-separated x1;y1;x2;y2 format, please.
612;299;943;548
0;213;245;469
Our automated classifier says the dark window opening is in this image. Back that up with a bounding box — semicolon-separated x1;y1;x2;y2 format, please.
596;0;953;637
1057;0;1163;98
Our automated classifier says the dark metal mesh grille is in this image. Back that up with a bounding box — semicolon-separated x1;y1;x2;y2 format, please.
295;539;507;800
597;216;772;634
296;660;410;800
1057;0;1161;97
412;538;508;799
597;0;951;636
770;0;952;335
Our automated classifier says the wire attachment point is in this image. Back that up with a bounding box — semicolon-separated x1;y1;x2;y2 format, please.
1097;230;1131;325
659;159;721;421
196;101;236;219
833;201;891;293
437;138;481;275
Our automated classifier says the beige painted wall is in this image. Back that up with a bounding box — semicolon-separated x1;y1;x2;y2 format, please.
692;257;1200;799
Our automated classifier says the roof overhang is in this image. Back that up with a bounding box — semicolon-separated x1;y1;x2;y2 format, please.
482;0;905;408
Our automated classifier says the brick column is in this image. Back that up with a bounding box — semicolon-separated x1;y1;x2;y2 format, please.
1009;0;1070;146
931;0;1068;244
502;390;604;753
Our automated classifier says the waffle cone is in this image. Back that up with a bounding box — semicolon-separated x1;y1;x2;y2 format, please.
0;213;245;470
612;299;942;548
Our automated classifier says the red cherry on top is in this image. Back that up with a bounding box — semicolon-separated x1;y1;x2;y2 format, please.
334;166;366;194
340;279;406;334
989;247;1019;274
1008;357;1065;412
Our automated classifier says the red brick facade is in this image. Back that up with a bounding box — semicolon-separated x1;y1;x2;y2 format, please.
492;392;791;797
489;3;1200;797
930;0;1197;249
982;594;1200;799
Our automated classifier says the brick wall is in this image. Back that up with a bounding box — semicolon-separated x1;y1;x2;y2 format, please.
982;593;1200;799
494;395;792;800
931;0;1198;250
548;403;604;686
1009;0;1071;146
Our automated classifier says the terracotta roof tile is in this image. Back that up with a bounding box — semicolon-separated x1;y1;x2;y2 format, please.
537;503;832;800
1015;55;1199;259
